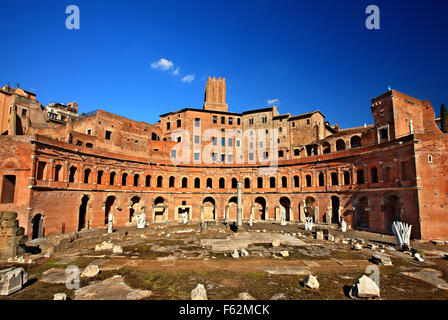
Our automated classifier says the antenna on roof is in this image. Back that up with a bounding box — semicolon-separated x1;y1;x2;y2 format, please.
16;83;20;88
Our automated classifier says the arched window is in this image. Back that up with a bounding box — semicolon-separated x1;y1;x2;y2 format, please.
371;167;379;183
169;176;175;188
350;136;362;148
294;176;300;188
318;172;325;186
294;149;300;156
69;166;77;183
306;174;312;187
134;174;140;187
357;169;365;184
270;177;276;188
244;178;250;189
343;171;350;185
331;172;338;186
207;178;213;188
282;176;287;188
219;178;225;189
231;178;238;189
182;177;188;188
122;173;128;186
194;178;201;188
157;176;163;188
83;168;91;184
110;172;116;185
322;142;331;154
336;139;346;151
257;177;263;188
97;170;104;184
145;175;151;187
54;165;62;182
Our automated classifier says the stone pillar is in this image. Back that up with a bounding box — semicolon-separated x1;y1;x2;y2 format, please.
237;181;242;227
314;207;319;223
300;201;306;222
0;212;26;259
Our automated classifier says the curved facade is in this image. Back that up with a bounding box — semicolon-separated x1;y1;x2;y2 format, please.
0;79;447;240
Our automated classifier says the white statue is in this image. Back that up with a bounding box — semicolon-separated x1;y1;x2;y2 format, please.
181;211;188;225
305;217;313;231
136;206;146;229
107;213;113;234
392;221;412;251
249;212;253;227
340;217;347;233
281;208;286;226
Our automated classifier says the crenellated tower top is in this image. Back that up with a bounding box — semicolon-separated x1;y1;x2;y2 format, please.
203;76;228;112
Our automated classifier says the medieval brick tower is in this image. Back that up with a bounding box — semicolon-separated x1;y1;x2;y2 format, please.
203;76;228;112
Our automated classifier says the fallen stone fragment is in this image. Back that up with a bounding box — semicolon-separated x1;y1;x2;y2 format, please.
327;234;335;242
75;275;151;300
112;245;123;254
240;249;249;257
81;265;100;278
352;243;363;251
280;251;289;257
315;231;324;240
367;243;377;250
414;253;424;262
430;240;444;246
53;293;67;300
349;275;380;299
303;274;319;290
238;292;256;300
0;267;28;296
231;249;239;258
95;241;115;251
371;252;392;266
272;240;281;247
191;284;207;300
270;293;287;300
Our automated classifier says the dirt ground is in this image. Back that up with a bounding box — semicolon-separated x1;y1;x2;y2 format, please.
1;222;448;300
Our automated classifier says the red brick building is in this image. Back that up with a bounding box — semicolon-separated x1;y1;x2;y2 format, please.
0;77;446;240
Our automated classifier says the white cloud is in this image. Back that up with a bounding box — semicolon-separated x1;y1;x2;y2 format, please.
181;74;195;83
150;58;174;71
172;67;180;75
267;98;280;105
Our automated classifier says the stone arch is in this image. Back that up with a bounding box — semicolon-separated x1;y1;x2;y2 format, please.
350;135;362;148
145;175;151;187
226;196;238;221
78;195;89;231
318;172;325;186
280;196;291;221
371;167;379;183
231;178;238;189
244;177;250;189
357;168;365;184
354;196;369;228
182;177;188;188
206;178;213;189
129;196;141;223
31;213;43;240
83;168;91;184
133;174;140;187
304;196;316;219
322;141;331;154
306;174;312;187
270;177;276;188
254;197;267;220
281;176;288;188
110;172;116;185
257;177;263;188
331;196;340;224
169;176;175;188
384;194;401;232
121;172;128;186
97;170;104;184
154;196;166;206
104;195;116;225
194;177;201;188
202;196;216;220
330;172;338;186
157;176;163;188
219;177;225;189
336;139;346;151
54;164;63;182
69;166;77;183
293;175;300;188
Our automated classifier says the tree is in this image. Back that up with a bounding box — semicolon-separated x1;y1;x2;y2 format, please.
441;104;448;133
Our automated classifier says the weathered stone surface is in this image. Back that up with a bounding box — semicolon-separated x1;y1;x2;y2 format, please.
371;252;392;266
75;275;151;300
0;267;28;296
41;268;68;284
240;249;249;257
95;241;115;251
191;284;207;300
402;268;448;290
231;249;239;258
53;293;67;300
303;274;319;289
350;275;380;299
315;231;324;240
270;293;287;300
352;243;363;251
81;264;100;278
238;292;256;300
414;253;424;262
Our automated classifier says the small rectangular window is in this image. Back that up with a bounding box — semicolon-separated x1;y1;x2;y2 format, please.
221;116;225;124
213;115;217;124
194;153;200;161
229;117;233;125
237;118;241;125
194;135;200;144
105;131;112;140
195;118;200;127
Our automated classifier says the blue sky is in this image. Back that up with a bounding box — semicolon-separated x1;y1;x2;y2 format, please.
0;0;447;128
